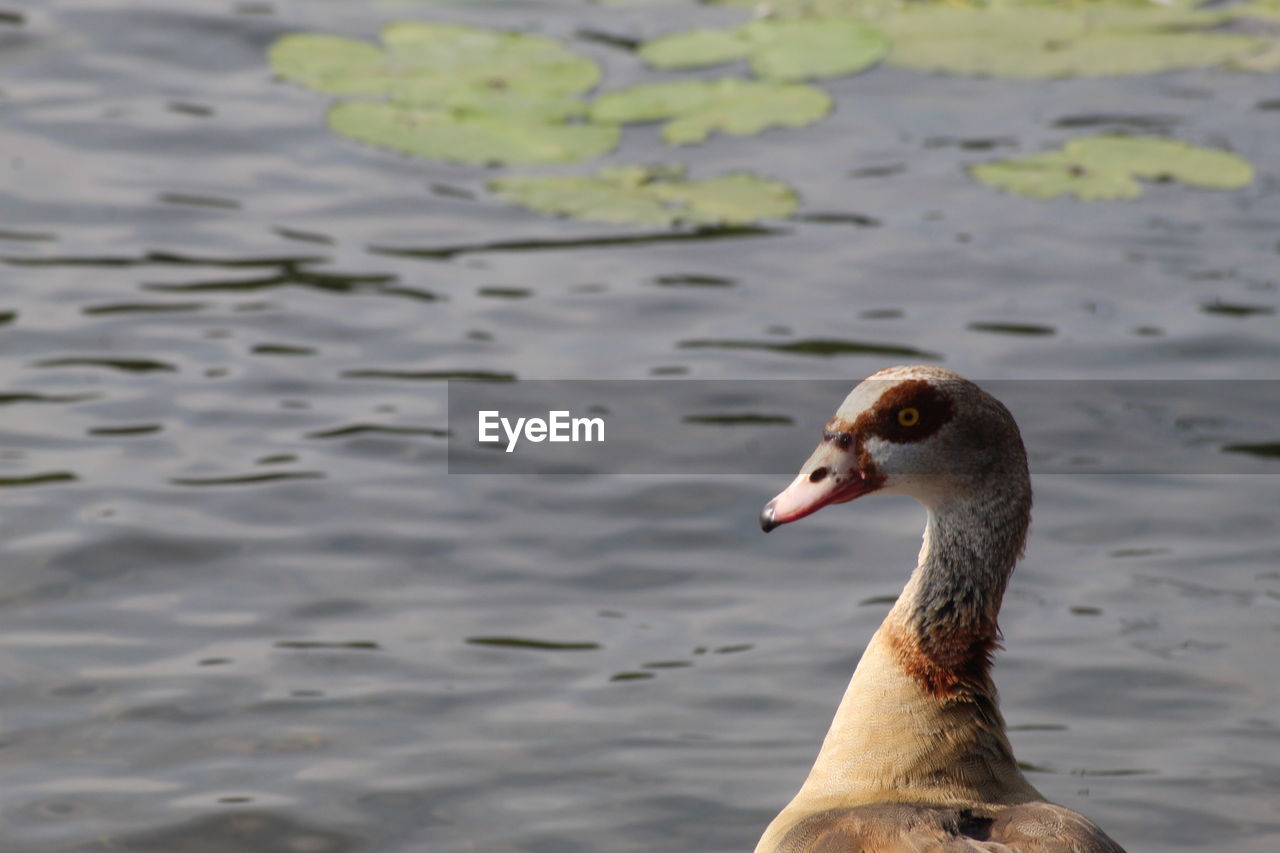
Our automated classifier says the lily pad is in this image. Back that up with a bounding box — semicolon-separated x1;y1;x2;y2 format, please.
1066;136;1255;188
709;0;896;19
1232;0;1280;21
268;23;601;106
639;29;751;70
971;153;1142;201
270;23;613;165
268;34;386;95
711;0;1209;20
971;136;1254;200
881;5;1265;77
640;19;888;82
705;0;1266;77
1230;40;1280;71
329;102;620;166
489;165;798;226
589;78;831;145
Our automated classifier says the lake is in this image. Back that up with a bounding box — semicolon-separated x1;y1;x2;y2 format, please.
1;1;1278;851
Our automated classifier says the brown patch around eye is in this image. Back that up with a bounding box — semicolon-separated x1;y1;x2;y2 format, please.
862;379;953;444
820;417;886;490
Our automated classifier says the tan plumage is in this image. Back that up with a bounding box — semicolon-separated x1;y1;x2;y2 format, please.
770;802;1122;852
756;367;1125;853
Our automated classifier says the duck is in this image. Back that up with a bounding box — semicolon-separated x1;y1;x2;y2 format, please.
755;366;1125;853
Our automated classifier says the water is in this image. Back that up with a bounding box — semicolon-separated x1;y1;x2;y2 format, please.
1;1;1279;850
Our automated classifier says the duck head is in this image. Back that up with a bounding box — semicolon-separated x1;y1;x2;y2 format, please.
760;366;1026;531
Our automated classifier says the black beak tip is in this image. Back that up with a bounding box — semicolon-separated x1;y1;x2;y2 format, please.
760;502;779;533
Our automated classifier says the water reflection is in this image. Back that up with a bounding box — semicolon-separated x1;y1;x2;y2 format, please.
967;321;1057;336
678;337;942;358
97;811;362;853
145;268;399;296
370;225;786;261
36;357;178;372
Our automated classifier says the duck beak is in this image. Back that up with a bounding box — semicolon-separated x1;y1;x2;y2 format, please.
760;440;870;532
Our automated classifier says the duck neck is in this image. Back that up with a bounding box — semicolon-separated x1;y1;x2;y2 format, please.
771;481;1037;821
885;482;1030;699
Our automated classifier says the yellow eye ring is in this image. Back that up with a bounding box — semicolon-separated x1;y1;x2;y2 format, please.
897;407;920;427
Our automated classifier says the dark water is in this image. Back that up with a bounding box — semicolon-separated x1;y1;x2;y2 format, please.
2;1;1279;851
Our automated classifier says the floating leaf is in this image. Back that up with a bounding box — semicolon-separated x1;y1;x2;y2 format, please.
881;5;1265;77
269;23;612;165
1064;136;1254;189
971;136;1254;201
269;23;601;105
589;78;830;145
711;0;1213;20
489;165;798;226
971;153;1142;201
267;33;387;96
707;0;1264;76
1230;40;1280;72
329;101;619;165
639;28;752;69
708;0;897;19
748;19;887;81
1231;0;1280;22
640;19;888;81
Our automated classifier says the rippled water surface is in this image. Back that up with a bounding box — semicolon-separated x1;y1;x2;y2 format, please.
2;1;1279;851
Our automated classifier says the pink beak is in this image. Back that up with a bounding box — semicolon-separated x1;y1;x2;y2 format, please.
760;439;872;532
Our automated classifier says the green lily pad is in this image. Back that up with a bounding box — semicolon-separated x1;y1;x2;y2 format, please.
639;29;752;70
270;23;612;164
708;0;896;19
268;34;386;95
489;165;798;226
1231;0;1280;21
1230;40;1280;71
971;136;1254;200
329;102;620;166
881;5;1265;77
710;0;1208;20
640;19;888;82
268;23;601;106
589;78;831;145
705;0;1264;77
1066;136;1255;188
971;153;1142;201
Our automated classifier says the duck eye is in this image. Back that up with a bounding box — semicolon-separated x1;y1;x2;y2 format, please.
897;407;920;427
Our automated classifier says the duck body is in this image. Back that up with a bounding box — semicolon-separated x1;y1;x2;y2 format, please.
756;367;1125;853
